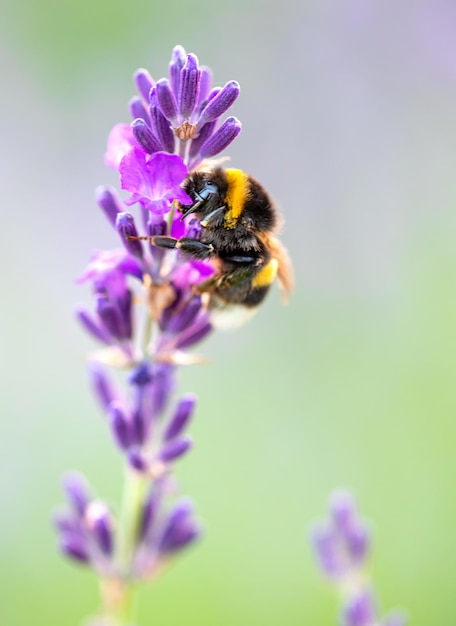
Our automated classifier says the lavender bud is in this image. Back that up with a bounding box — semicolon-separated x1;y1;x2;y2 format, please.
159;435;193;463
166;296;202;333
62;472;92;517
118;289;133;340
59;533;90;564
76;307;111;344
175;319;212;349
197;65;213;107
147;217;167;261
189;120;217;160
341;590;377;626
197;81;240;129
200;116;242;159
163;394;197;442
53;509;81;534
86;501;114;556
134;68;154;103
95;185;123;227
140;483;162;541
88;362;118;413
109;402;132;450
169;45;186;98
131;118;162;154
129;96;151;127
178;53;201;120
129;362;153;386
150;93;175;153
128;449;149;473
311;523;345;578
156;78;178;123
95;294;123;341
159;499;200;554
116;212;144;259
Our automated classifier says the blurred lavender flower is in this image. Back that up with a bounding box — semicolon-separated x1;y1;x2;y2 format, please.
54;45;242;625
311;491;407;626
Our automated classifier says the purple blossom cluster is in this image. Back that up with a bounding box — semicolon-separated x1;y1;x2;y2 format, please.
53;45;242;593
311;491;407;626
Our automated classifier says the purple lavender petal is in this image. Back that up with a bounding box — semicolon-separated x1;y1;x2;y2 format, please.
129;96;151;127
95;185;123;227
178;53;201;120
200;116;242;159
341;589;377;626
87;501;114;557
116;212;144;259
59;533;90;564
77;249;143;287
196;81;240;129
134;68;154;103
120;148;189;213
158;499;200;554
131;118;162;155
105;123;136;170
76;307;111;344
159;435;193;463
88;362;118;413
62;472;92;517
155;78;178;123
109;402;132;450
163;394;197;442
169;45;186;98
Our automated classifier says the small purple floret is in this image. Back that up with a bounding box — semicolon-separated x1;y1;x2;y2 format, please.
159;435;193;463
131;118;162;155
341;590;377;626
134;68;154;103
164;394;197;442
62;472;92;517
199;116;242;159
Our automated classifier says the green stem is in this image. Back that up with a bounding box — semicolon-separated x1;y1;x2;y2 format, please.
101;466;148;625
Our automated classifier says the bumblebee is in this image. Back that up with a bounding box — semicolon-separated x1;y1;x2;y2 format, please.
151;167;293;327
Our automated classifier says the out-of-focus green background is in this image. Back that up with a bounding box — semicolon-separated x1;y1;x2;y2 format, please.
2;0;456;624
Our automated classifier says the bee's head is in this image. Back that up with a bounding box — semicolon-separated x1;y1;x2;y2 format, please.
179;170;228;221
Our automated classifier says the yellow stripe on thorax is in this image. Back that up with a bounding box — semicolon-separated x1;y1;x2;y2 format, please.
223;169;249;229
252;258;278;289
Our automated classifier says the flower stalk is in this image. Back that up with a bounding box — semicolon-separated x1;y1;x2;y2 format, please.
53;45;242;625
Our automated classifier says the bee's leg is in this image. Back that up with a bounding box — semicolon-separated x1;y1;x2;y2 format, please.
126;235;215;260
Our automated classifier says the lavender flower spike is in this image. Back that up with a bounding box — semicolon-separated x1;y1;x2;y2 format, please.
54;45;244;624
311;491;407;626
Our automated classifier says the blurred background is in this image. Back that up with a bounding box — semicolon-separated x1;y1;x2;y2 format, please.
2;0;456;623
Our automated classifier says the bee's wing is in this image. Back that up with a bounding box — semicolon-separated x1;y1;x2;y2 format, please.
267;235;294;303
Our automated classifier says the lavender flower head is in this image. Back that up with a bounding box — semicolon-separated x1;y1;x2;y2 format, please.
311;491;407;626
54;46;242;623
